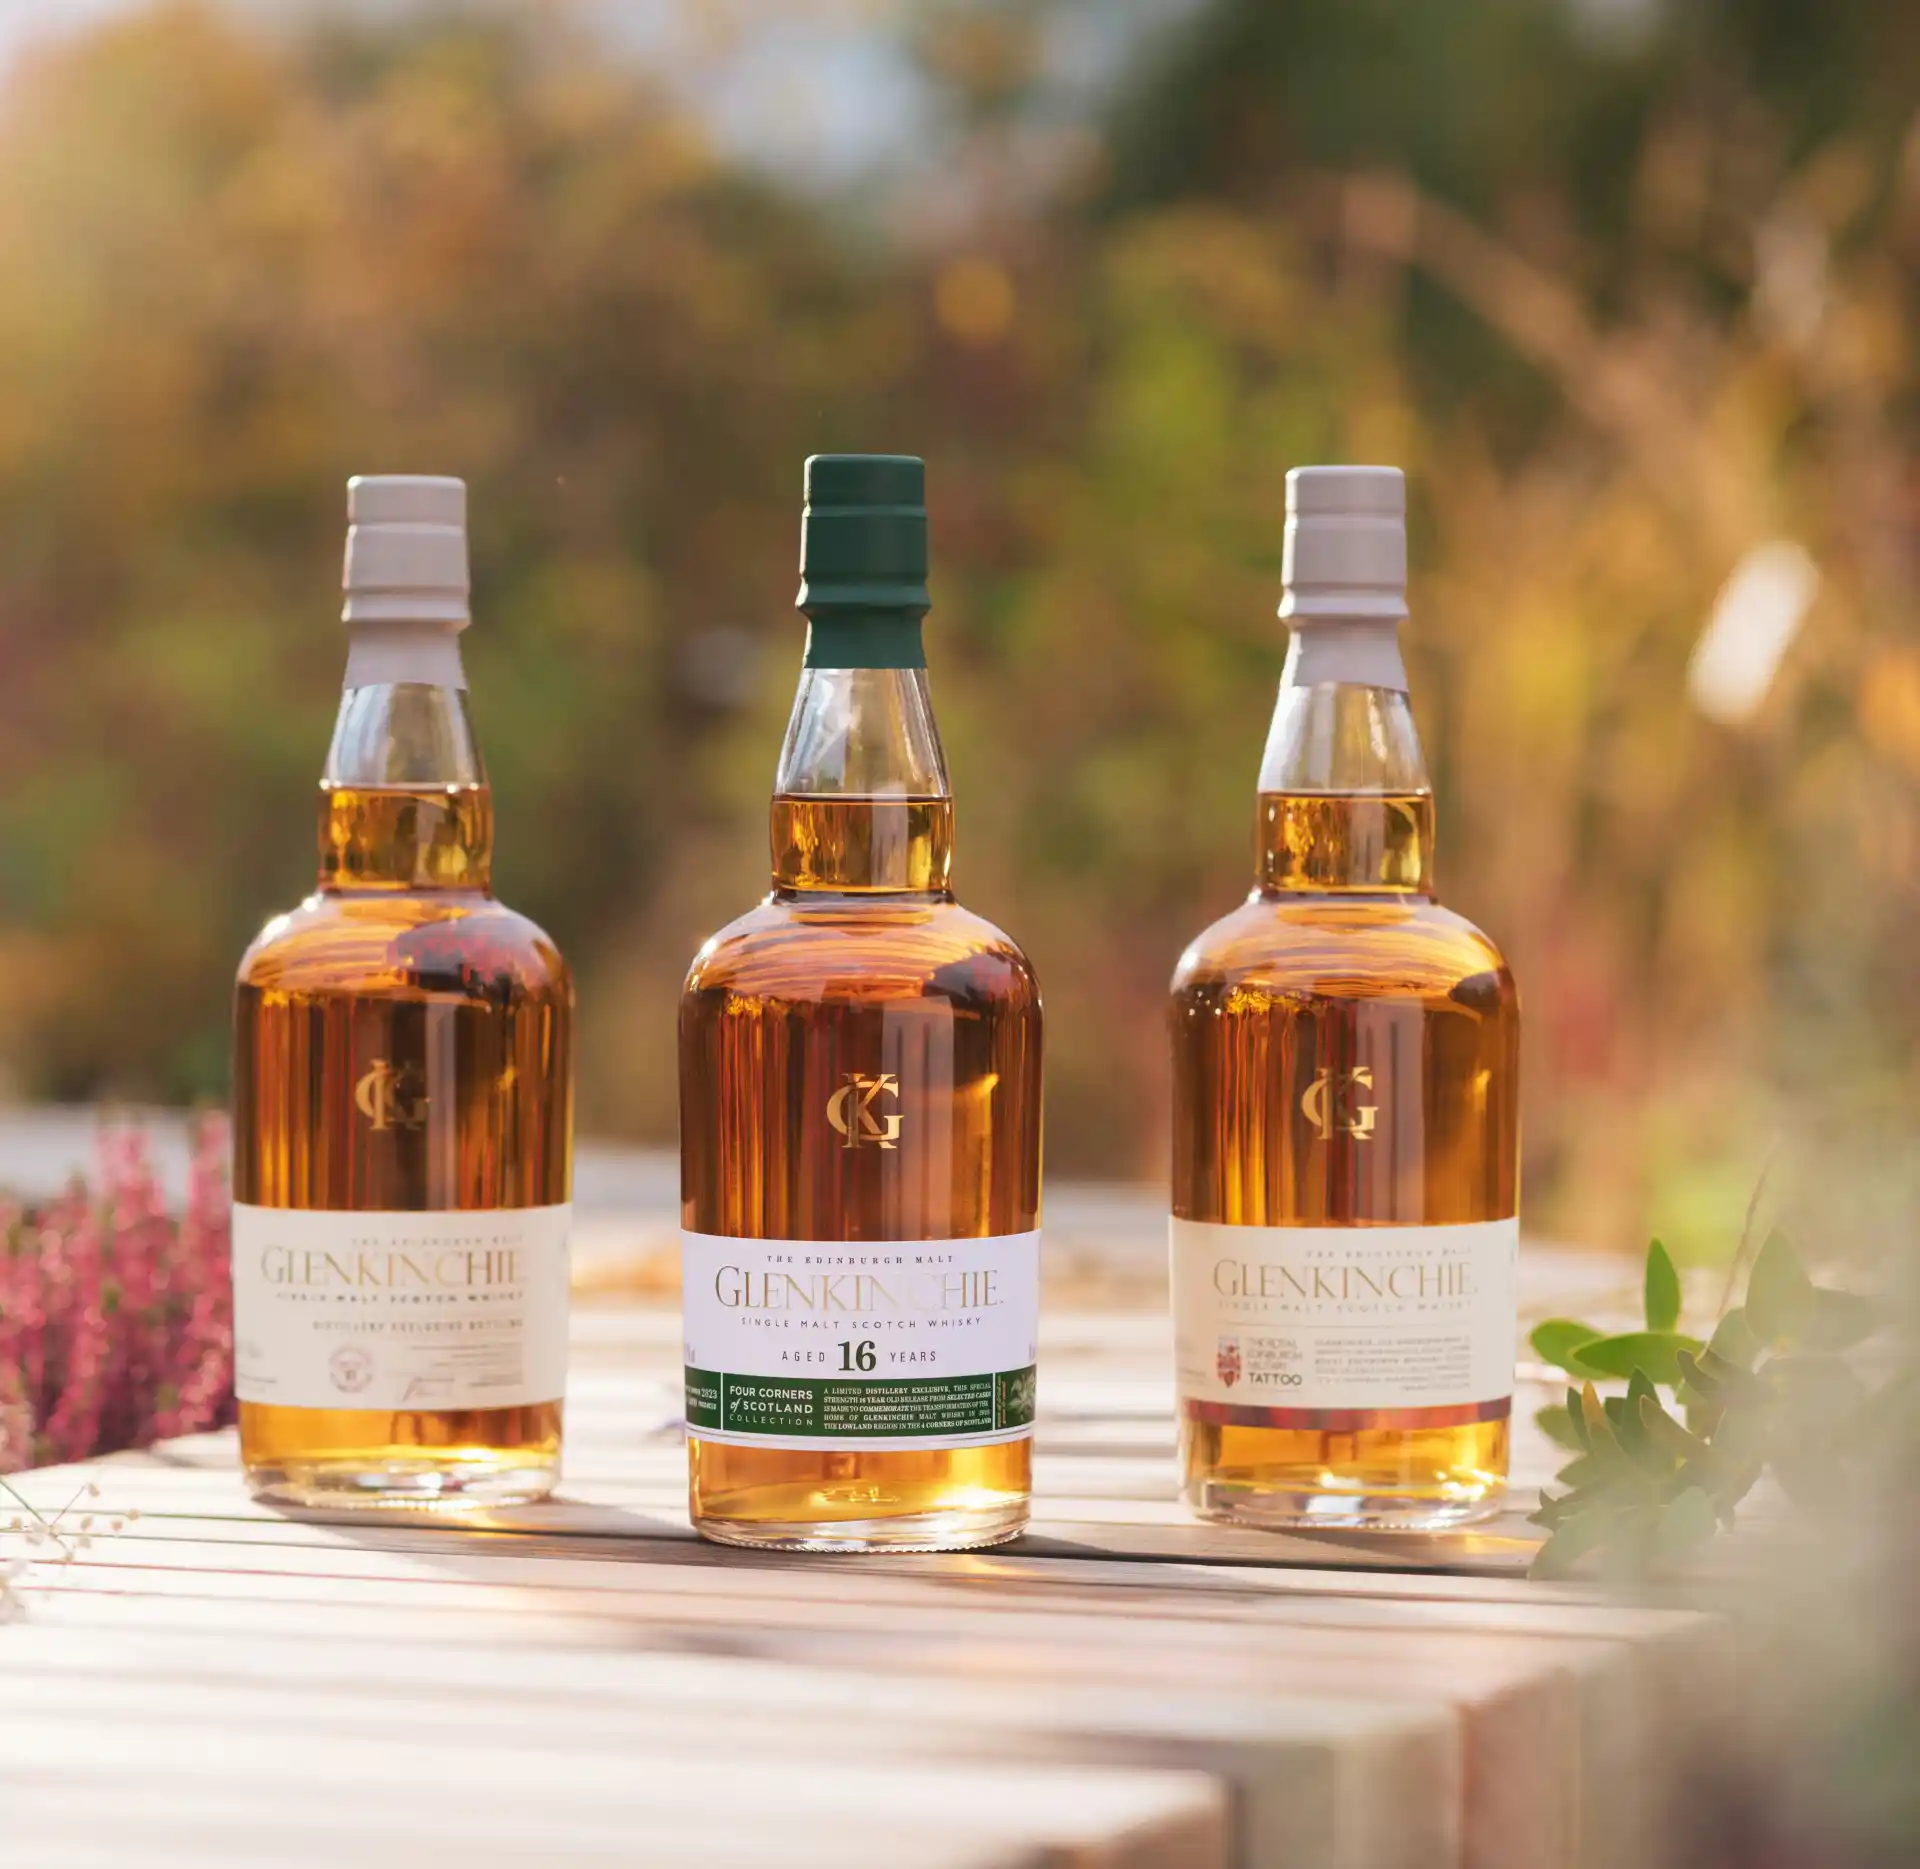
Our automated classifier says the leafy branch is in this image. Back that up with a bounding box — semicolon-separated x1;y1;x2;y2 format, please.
1527;1230;1898;1580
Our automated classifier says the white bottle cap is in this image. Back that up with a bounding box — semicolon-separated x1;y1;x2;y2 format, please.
1281;466;1406;621
340;475;470;687
1278;465;1409;690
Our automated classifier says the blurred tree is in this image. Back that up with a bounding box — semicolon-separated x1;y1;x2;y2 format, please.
0;0;1912;1264
887;0;1920;1249
0;1;890;1133
1100;0;1920;439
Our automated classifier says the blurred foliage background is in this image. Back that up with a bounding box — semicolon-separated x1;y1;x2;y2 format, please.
0;0;1914;1262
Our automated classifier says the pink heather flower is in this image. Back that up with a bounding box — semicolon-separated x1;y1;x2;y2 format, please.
0;1117;234;1473
0;1365;28;1474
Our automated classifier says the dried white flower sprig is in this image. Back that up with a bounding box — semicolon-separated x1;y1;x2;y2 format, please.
0;1473;138;1618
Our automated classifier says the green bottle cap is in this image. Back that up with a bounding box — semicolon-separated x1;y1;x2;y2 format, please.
797;453;928;669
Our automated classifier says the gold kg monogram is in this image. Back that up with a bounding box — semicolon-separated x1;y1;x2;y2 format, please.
826;1072;903;1150
1302;1066;1377;1142
354;1058;428;1132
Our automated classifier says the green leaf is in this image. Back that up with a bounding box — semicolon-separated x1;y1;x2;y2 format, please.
1712;1399;1774;1470
1643;1239;1681;1334
1568;1330;1703;1386
1681;1387;1723;1439
1612;1373;1675;1475
1563;1387;1590;1449
1705;1308;1761;1373
1768;1354;1870;1425
1531;1318;1603;1372
1771;1445;1854;1514
1693;1346;1768;1406
1578;1381;1613;1446
1534;1404;1585;1453
1747;1229;1816;1347
1548;1452;1606;1492
1801;1288;1880;1353
1649;1486;1719;1570
1577;1382;1645;1485
1600;1507;1661;1586
1710;1460;1765;1517
1529;1504;1618;1579
1636;1391;1708;1463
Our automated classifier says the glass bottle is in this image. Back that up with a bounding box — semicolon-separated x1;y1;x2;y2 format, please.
233;476;573;1508
679;454;1043;1551
1170;466;1520;1529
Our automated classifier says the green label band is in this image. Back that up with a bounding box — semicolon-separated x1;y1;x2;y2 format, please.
686;1364;1036;1441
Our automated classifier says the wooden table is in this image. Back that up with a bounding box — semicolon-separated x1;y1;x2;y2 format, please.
1;1273;1728;1869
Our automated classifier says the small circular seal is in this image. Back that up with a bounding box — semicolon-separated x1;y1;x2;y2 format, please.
329;1344;376;1395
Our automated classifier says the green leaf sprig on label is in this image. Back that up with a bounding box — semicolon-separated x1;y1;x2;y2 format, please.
1526;1229;1899;1582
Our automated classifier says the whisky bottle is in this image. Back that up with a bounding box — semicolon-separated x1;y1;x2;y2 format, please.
232;476;573;1508
679;454;1043;1551
1170;466;1520;1530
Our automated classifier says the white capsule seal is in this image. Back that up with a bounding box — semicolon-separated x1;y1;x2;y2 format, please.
341;474;470;688
1279;465;1409;691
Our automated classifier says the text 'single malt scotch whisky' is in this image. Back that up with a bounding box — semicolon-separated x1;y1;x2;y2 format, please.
1170;467;1520;1530
233;477;573;1508
679;455;1043;1551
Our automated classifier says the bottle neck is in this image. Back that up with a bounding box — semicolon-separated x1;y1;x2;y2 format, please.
771;660;952;895
319;681;493;892
1255;680;1434;893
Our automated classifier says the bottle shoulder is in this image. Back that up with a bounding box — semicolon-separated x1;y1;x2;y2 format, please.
1171;892;1515;1007
684;895;1039;1011
237;890;572;1005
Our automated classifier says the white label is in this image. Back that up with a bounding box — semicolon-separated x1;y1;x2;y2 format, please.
1171;1218;1517;1425
233;1203;570;1411
680;1231;1040;1451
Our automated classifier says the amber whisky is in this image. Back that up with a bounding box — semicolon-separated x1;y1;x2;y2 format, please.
679;455;1043;1551
1170;466;1520;1530
233;476;573;1508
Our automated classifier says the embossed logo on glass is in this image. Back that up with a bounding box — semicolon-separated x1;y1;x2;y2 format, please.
354;1058;428;1132
1302;1066;1377;1141
826;1072;903;1150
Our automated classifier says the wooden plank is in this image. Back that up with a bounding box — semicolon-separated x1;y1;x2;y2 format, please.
0;1628;1449;1869
0;1714;1223;1869
0;1280;1719;1869
13;1553;1602;1869
34;1495;1725;1868
16;1574;1615;1868
0;1781;1045;1869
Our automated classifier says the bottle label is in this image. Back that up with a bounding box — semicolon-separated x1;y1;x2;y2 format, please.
232;1203;571;1411
680;1231;1040;1451
1171;1217;1517;1427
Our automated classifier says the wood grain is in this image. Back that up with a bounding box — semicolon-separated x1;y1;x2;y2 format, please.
0;1293;1727;1869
